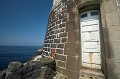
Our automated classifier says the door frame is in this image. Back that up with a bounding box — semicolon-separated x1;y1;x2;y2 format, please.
80;10;102;69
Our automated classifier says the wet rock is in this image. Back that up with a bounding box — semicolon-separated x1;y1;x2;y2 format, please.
0;70;6;79
0;56;56;79
23;72;33;79
22;62;33;74
5;72;22;79
29;61;41;70
40;58;56;70
7;62;23;75
44;67;55;79
31;69;41;78
8;62;23;72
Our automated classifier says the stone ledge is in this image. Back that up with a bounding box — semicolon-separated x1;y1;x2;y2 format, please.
80;67;105;77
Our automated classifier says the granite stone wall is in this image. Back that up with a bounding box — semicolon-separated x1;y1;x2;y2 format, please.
43;0;120;79
43;1;68;76
100;0;120;79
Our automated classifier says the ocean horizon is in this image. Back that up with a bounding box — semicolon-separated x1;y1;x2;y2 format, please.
0;46;42;71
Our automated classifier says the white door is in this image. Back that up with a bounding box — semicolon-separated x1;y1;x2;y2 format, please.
80;10;101;69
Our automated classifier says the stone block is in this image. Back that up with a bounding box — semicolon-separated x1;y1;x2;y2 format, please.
56;20;61;25
54;39;60;43
50;40;53;43
56;49;64;54
51;44;57;48
67;2;76;12
57;66;66;75
106;59;116;79
66;0;74;4
114;59;120;69
103;42;111;59
47;48;50;52
51;48;56;53
66;21;75;32
59;14;64;19
52;23;55;26
74;30;80;42
44;48;47;51
80;74;105;79
109;41;120;59
57;44;64;48
51;30;55;34
57;61;66;68
56;30;60;34
59;23;65;28
61;38;67;43
103;0;118;13
64;43;75;56
44;44;47;47
68;11;77;21
62;18;67;23
54;73;66;79
60;28;65;32
47;44;50;47
48;36;52;39
102;27;109;42
74;0;81;6
107;26;120;41
105;11;119;27
65;70;78;79
56;54;67;61
52;35;56;39
101;16;106;27
66;56;79;71
74;40;80;56
59;32;67;37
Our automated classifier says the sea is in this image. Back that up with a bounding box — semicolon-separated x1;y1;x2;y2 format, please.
0;46;42;71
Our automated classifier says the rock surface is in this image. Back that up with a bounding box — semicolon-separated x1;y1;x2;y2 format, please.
0;57;56;79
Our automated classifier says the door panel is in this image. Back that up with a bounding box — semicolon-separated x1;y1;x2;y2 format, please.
81;32;100;41
82;42;100;52
80;10;101;69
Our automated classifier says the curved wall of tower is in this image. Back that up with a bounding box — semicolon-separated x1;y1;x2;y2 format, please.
43;0;120;79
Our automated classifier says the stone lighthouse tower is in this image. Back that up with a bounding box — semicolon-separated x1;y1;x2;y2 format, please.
43;0;120;79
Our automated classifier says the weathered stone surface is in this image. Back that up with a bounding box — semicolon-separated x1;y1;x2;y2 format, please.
0;70;6;79
8;62;23;72
57;61;66;68
23;72;33;79
5;72;22;79
59;23;65;28
31;69;41;78
53;73;66;79
59;33;67;37
22;63;33;74
8;62;23;75
66;56;79;71
57;44;64;48
51;44;57;48
56;54;67;61
61;38;67;43
54;39;60;43
0;57;56;79
56;49;63;54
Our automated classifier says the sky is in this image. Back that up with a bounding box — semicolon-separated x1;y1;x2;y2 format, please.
0;0;53;46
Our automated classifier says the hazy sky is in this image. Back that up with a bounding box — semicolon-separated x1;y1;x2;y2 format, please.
0;0;53;46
